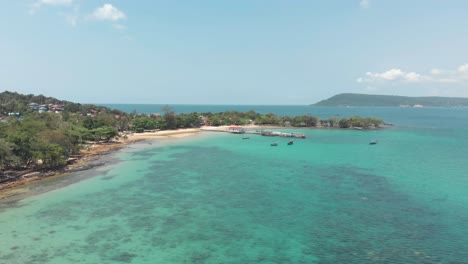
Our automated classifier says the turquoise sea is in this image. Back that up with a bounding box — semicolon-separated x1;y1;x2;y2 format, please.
1;106;468;263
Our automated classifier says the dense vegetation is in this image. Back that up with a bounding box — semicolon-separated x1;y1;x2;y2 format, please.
313;93;468;107
0;91;115;115
0;91;383;174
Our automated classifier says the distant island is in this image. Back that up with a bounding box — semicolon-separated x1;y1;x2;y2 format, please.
313;93;468;107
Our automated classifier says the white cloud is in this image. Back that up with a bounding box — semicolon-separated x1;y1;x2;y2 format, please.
405;72;423;82
90;4;126;21
361;69;429;83
366;69;407;81
458;64;468;73
360;0;370;8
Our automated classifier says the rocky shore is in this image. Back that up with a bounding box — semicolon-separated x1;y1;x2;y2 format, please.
0;128;202;199
0;142;125;193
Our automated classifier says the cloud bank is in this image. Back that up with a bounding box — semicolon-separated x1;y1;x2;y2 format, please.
357;64;468;84
29;1;128;29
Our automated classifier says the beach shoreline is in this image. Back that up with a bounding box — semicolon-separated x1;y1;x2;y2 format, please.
0;124;381;201
0;128;202;201
0;126;262;199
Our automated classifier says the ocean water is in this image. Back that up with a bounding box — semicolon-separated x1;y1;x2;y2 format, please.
1;106;468;263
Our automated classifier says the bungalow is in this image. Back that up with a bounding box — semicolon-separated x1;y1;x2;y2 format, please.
50;104;64;113
29;103;39;111
38;106;48;113
87;109;97;116
199;116;208;126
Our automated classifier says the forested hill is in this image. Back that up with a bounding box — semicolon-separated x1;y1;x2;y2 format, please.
313;93;468;107
0;90;114;114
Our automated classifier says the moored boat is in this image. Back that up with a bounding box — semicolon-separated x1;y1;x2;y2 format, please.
271;142;278;146
261;131;275;136
287;140;294;145
369;140;378;145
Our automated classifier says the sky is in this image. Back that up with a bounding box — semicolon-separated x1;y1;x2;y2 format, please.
0;0;468;104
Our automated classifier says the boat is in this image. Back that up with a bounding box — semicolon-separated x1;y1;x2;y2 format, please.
369;140;378;145
271;142;278;146
287;140;294;145
242;137;250;140
262;131;275;136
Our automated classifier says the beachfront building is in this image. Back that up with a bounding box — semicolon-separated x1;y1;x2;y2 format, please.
199;116;209;126
29;103;39;111
38;106;48;113
49;104;64;113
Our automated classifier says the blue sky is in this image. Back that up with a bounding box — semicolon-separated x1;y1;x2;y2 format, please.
1;0;468;104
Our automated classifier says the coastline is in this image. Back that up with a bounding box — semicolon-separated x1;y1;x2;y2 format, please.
0;128;202;201
0;124;381;201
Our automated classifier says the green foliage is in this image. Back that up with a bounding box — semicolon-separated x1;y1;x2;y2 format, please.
32;143;67;169
338;118;351;128
131;116;158;132
164;113;177;130
0;114;77;169
82;115;114;129
0;138;20;169
0;90;126;116
81;126;118;142
291;115;318;127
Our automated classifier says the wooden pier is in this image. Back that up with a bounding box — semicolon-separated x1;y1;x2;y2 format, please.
200;127;307;138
